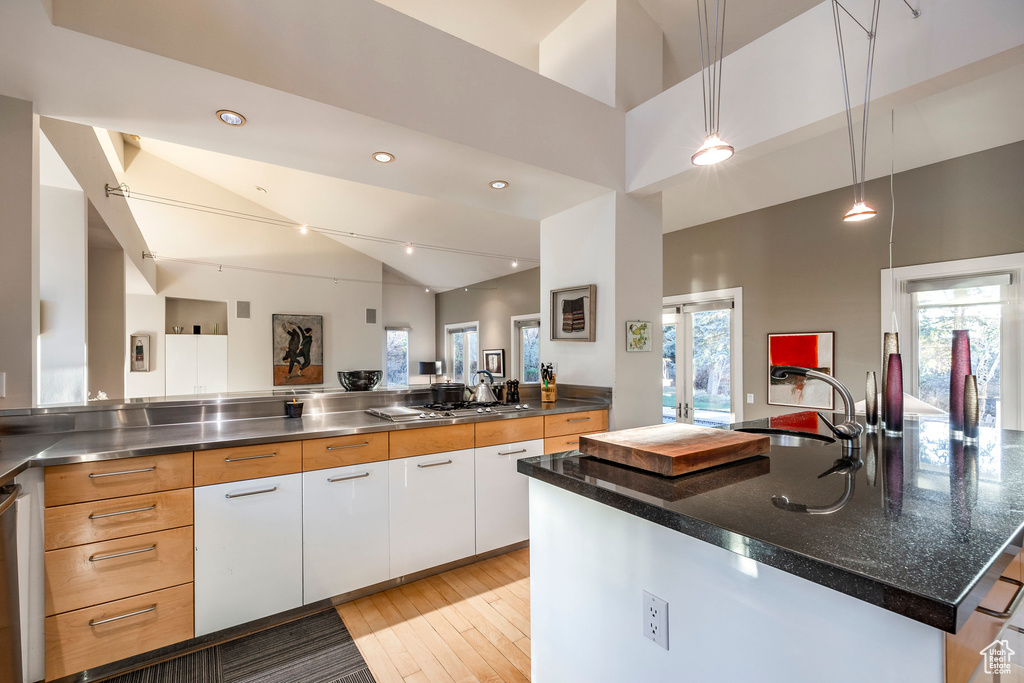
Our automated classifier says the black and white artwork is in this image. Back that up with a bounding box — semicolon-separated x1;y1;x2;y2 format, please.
273;314;324;385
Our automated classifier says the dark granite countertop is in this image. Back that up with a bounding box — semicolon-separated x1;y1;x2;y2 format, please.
0;398;607;485
518;413;1024;633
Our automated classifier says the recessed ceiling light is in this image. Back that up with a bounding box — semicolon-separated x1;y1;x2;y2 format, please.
255;186;267;193
299;225;309;235
489;180;509;190
373;152;395;163
128;134;141;142
217;110;246;126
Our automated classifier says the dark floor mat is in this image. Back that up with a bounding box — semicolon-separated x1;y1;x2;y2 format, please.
103;609;374;683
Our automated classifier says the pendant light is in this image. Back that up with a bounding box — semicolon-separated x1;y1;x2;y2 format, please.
692;0;733;166
831;0;882;221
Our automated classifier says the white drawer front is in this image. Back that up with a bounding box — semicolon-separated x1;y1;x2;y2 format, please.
475;439;543;554
389;449;475;578
302;461;390;603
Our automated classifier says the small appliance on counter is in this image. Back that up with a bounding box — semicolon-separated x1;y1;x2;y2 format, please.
541;363;557;403
366;400;533;423
338;370;383;391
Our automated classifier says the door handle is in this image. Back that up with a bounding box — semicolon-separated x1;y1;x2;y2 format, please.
417;459;453;469
89;505;156;520
225;486;278;499
0;484;21;517
684;403;690;419
327;442;370;451
328;472;370;483
89;467;156;479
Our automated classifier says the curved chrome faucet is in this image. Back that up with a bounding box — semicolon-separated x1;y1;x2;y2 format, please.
770;366;863;446
772;456;862;515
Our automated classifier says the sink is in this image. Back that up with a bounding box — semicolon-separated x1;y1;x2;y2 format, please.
734;427;836;448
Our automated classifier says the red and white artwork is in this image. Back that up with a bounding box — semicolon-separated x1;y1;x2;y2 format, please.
767;332;835;410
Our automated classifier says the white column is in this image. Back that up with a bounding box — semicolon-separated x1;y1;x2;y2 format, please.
0;95;40;407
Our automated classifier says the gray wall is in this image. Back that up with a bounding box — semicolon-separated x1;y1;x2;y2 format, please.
435;267;541;376
88;246;125;400
664;140;1024;421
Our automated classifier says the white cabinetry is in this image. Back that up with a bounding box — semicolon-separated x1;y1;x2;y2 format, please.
302;461;390;604
475;438;543;554
165;335;227;396
193;473;302;636
389;449;475;578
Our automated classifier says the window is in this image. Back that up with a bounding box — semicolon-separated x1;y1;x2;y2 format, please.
445;322;478;384
513;316;541;383
385;328;409;387
884;253;1023;430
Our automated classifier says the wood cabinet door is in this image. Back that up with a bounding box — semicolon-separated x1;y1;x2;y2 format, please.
389;449;475;578
302;461;390;603
475;439;543;554
193;473;302;636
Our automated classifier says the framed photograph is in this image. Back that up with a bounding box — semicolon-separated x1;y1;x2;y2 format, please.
626;321;652;352
767;331;835;410
550;285;596;342
129;334;150;372
483;349;506;377
273;314;324;385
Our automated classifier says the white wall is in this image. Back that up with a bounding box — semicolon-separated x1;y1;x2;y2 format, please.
382;265;435;385
122;151;385;396
540;0;618;108
38;185;87;404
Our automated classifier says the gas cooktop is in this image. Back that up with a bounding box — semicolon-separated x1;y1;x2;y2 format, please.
366;402;533;423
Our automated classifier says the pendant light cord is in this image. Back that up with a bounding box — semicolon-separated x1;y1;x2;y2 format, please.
696;0;726;137
859;0;882;204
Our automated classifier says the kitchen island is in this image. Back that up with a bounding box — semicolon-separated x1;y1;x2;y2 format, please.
518;415;1024;682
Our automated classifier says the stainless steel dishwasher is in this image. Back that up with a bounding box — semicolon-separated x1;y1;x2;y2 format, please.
0;483;22;683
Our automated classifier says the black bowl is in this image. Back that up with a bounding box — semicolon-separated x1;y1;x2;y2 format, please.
338;370;383;391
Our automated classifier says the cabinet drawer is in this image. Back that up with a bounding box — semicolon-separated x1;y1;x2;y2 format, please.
44;452;193;507
303;432;389;471
45;526;194;616
475;416;543;447
45;583;194;681
194;441;301;486
45;488;193;551
545;431;604;454
544;410;608;438
389;423;474;460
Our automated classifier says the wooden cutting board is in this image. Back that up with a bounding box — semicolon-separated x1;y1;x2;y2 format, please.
579;423;770;477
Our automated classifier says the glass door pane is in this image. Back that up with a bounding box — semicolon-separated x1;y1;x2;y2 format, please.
662;312;679;423
520;323;540;382
689;309;732;426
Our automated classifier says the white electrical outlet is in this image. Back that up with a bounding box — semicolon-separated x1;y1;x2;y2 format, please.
747;393;754;404
643;590;669;650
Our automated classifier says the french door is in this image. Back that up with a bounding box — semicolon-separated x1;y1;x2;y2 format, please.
662;296;739;426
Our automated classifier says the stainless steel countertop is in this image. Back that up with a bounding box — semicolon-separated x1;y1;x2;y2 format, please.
0;398;608;483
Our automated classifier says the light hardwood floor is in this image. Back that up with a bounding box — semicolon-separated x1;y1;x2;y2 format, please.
336;547;531;683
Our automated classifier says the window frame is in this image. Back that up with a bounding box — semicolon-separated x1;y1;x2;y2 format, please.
444;320;480;384
510;313;542;384
882;252;1023;430
384;326;410;388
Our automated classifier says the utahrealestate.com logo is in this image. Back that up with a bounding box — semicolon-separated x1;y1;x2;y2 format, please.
981;638;1015;675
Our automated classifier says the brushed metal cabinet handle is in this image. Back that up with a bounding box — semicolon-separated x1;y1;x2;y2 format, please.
977;576;1024;618
89;505;156;520
417;459;453;469
327;442;370;451
224;453;276;462
225;486;278;499
328;472;370;483
567;441;579;445
89;545;157;562
0;484;21;517
89;605;157;627
567;417;592;423
89;467;156;478
498;449;528;456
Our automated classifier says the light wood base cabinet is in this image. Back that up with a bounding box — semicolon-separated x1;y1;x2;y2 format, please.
45;584;194;681
193;473;303;636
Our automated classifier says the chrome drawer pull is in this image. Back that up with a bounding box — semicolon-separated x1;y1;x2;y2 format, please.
328;472;370;483
225;486;278;499
567;441;579;445
224;453;276;462
89;605;157;627
498;449;528;456
567;417;592;423
417;459;453;469
976;576;1024;618
89;545;156;562
0;484;21;517
327;442;370;451
89;467;156;478
89;505;156;520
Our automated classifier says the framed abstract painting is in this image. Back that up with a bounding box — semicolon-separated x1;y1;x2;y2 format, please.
767;331;835;410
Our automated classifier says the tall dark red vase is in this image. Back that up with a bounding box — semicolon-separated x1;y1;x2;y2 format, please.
884;352;903;436
949;330;972;438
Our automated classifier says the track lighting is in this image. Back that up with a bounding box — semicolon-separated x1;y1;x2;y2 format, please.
405;243;413;254
512;259;518;268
